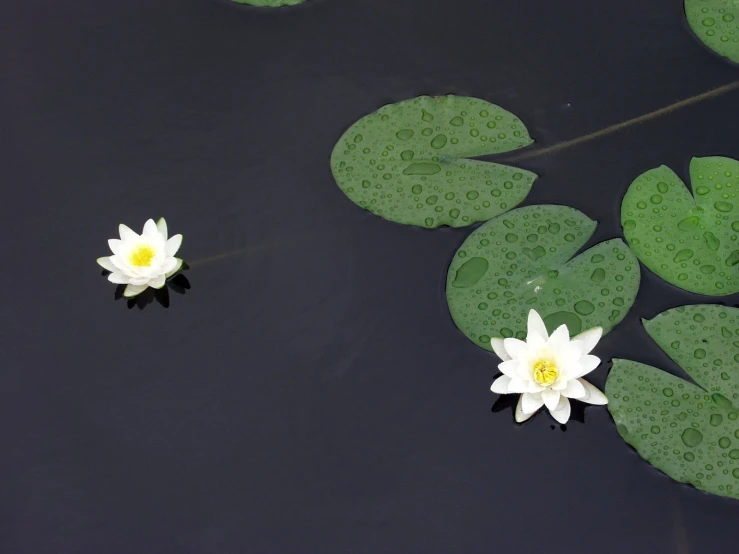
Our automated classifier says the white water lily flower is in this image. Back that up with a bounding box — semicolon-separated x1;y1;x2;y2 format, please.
97;218;183;298
490;309;608;424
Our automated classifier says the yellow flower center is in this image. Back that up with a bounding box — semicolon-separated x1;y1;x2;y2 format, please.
533;359;558;386
128;244;156;267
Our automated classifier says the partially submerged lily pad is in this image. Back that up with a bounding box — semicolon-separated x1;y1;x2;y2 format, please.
446;205;640;350
331;96;536;228
621;157;739;296
685;0;739;64
607;304;739;500
231;0;305;6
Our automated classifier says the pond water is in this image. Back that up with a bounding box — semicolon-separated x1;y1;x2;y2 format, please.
2;0;738;552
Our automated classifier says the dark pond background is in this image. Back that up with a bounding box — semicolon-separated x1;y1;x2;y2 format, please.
2;0;739;552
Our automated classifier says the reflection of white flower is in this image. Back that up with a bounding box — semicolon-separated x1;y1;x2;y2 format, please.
97;218;183;298
490;309;608;424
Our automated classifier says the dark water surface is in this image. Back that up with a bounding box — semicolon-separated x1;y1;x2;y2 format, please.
2;0;739;552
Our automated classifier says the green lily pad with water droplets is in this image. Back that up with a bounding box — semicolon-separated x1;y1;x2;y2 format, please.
607;304;739;500
445;205;640;350
331;96;536;228
621;157;739;296
231;0;305;6
685;0;739;63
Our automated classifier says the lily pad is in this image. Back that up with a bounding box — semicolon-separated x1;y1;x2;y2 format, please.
446;205;640;350
331;95;537;228
607;304;739;500
621;157;739;296
231;0;305;6
685;0;739;64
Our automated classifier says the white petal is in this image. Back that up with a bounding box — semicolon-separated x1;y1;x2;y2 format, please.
527;331;546;350
561;379;586;399
547;324;570;349
549;396;571;424
97;257;116;272
541;388;561;411
107;272;129;284
156;217;168;240
129;277;149;286
142;219;159;238
515;395;536;423
578;379;608;405
521;391;544;414
527;309;549;343
162;257;178;274
119;224;137;241
571;355;601;378
527;381;545;393
166;234;183;256
149;274;166;289
572;327;602;356
109;255;128;271
490;338;511;361
555;342;581;369
108;238;124;257
124;283;147;297
490;375;511;394
165;258;183;278
507;378;530;394
498;360;520;379
503;338;529;360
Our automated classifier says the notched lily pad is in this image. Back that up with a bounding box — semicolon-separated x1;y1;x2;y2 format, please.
331;95;537;228
621;157;738;296
446;205;640;350
685;0;739;64
607;304;739;499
